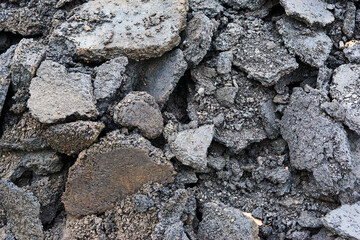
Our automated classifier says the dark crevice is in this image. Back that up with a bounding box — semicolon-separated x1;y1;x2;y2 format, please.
13;170;34;187
264;3;285;21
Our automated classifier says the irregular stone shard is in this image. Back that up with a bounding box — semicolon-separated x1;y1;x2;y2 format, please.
94;56;128;101
233;20;298;86
135;49;188;107
63;131;174;217
56;0;189;61
169;125;215;171
277;18;332;68
182;13;215;67
279;0;334;27
280;87;355;194
114;92;164;139
198;201;260;240
45;121;105;156
343;2;356;38
216;51;233;75
188;0;223;17
28;60;98;123
0;178;44;240
220;0;266;10
344;41;360;63
323;202;360;240
213;21;244;51
0;45;16;118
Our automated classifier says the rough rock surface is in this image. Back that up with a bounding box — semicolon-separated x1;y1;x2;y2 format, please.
182;13;215;67
198;201;260;240
279;0;334;27
277;17;332;68
280;87;355;195
188;0;223;17
114;92;164;139
136;49;188;107
344;41;360;63
323;202;360;240
220;0;266;10
0;45;16;117
0;178;44;240
55;0;189;61
45;121;105;155
94;56;128;101
233;19;298;86
62;131;174;217
169;125;214;171
28;60;98;123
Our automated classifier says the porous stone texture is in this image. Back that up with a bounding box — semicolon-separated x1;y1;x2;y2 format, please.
45;121;105;156
0;178;44;240
323;202;360;240
135;49;188;107
0;45;16;118
55;0;189;61
28;60;98;123
182;13;215;67
220;0;266;10
233;19;298;86
188;0;223;17
277;17;332;68
114;92;164;139
280;87;355;195
198;201;260;240
280;0;334;27
62;131;174;217
94;56;128;101
344;41;360;63
169;125;215;171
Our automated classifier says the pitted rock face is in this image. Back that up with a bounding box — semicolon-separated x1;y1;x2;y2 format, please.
56;0;189;61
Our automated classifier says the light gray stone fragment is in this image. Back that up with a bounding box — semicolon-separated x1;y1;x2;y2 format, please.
28;60;98;123
198;201;259;240
114;92;164;139
215;87;238;107
0;45;16;118
220;0;266;10
216;51;233;74
343;2;356;38
189;0;223;17
213;22;244;51
323;202;360;240
277;18;332;68
344;41;360;63
279;0;334;27
182;13;215;67
94;56;128;101
0;178;44;240
136;49;187;107
55;0;188;61
169;125;214;171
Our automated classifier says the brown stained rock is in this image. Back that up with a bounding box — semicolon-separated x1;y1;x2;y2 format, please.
63;132;174;217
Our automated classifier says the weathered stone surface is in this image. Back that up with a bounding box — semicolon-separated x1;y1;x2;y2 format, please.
343;2;356;38
260;100;279;139
279;0;334;27
280;87;355;195
189;0;223;17
198;201;260;240
62;131;174;217
0;45;16;118
0;178;44;240
220;0;266;10
136;49;187;107
45;121;105;155
344;41;360;63
213;21;243;51
216;51;233;74
169;125;214;171
28;60;98;123
233;20;298;86
323;202;360;240
55;0;188;61
114;92;164;139
93;56;128;101
277;18;332;68
0;151;63;180
182;13;215;67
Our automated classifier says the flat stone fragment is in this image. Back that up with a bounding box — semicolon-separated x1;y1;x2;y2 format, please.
188;0;223;17
45;121;105;155
114;92;164;139
323;202;360;240
329;64;360;134
182;13;215;67
233;20;298;86
280;87;355;195
343;2;356;38
136;49;188;107
62;131;174;217
198;201;259;240
277;18;332;68
0;178;44;240
220;0;266;10
28;60;98;123
169;125;215;171
55;0;188;61
279;0;334;27
0;45;16;118
94;56;128;101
